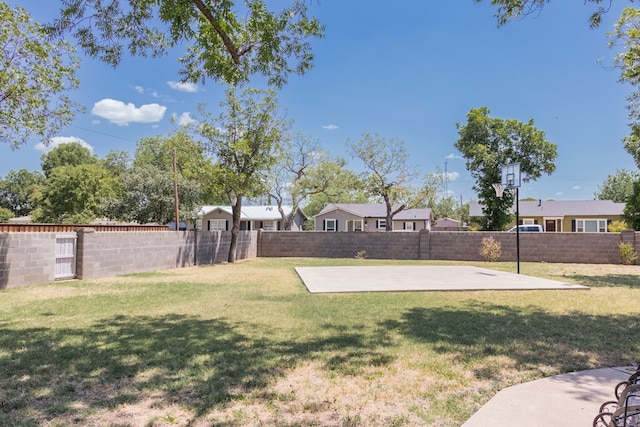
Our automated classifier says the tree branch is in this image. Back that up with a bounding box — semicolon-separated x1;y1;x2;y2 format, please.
190;0;241;65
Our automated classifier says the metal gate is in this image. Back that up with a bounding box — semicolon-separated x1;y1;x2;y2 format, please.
55;232;77;280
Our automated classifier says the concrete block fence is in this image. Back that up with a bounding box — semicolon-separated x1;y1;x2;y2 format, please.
0;228;637;288
0;229;258;289
258;229;637;265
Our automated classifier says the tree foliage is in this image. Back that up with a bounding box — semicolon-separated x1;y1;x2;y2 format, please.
134;131;220;203
199;87;287;261
348;132;441;231
41;141;97;178
455;107;557;230
301;160;368;226
0;169;44;217
30;163;116;223
475;0;617;28
265;134;347;230
46;0;324;87
101;165;202;225
0;207;13;222
100;150;132;178
595;168;639;202
0;2;81;148
624;180;640;230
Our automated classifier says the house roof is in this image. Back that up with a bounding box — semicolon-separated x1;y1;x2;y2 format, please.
315;203;432;220
199;205;306;221
469;200;625;217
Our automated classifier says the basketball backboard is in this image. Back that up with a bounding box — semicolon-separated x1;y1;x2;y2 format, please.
501;163;521;188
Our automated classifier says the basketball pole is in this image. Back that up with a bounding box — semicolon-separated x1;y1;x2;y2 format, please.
516;187;520;274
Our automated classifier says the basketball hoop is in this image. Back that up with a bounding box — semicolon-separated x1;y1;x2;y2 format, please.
492;183;505;198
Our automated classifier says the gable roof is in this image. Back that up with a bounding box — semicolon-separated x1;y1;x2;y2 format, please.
469;200;624;217
199;205;307;221
315;203;432;220
518;200;624;216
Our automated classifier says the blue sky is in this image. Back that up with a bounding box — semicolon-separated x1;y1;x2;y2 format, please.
1;1;637;204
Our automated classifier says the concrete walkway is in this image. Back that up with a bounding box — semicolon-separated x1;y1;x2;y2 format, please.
463;367;634;426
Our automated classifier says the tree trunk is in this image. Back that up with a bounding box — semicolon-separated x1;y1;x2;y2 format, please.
384;194;393;231
228;194;243;263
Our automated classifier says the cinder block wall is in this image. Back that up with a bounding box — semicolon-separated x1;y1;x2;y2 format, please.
77;229;258;280
259;231;422;259
427;231;623;264
1;229;635;288
0;232;57;288
261;230;630;265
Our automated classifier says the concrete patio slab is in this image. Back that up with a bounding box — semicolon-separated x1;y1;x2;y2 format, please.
295;265;589;293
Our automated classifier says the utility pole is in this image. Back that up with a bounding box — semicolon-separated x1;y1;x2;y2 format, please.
173;150;180;232
444;160;448;194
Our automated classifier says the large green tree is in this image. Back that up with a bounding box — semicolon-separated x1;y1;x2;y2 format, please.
41;141;97;178
101;165;202;225
134;130;220;204
199;87;287;262
595;169;640;202
348;132;440;231
455;107;557;230
47;0;324;87
31;163;116;223
0;169;44;216
0;2;80;148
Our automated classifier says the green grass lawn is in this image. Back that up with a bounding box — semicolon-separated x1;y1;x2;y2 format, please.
0;258;639;427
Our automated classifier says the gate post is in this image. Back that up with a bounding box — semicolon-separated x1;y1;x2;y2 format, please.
75;227;96;279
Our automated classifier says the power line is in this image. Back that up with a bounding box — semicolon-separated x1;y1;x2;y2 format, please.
68;124;138;143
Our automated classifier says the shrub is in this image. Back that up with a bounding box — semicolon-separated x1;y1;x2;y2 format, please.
619;242;638;265
479;236;501;262
609;220;629;232
354;250;367;260
0;207;14;222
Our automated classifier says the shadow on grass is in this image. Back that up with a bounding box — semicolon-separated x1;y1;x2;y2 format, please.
1;303;638;426
381;302;640;375
566;274;640;289
0;314;392;426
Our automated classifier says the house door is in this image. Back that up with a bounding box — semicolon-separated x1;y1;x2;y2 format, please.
545;220;556;232
55;232;77;280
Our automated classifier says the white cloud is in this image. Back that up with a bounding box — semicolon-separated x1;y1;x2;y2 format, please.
91;98;167;126
168;81;198;93
445;171;460;181
172;112;197;127
572;185;581;190
35;136;94;153
134;85;144;94
556;191;564;196
432;171;460;181
322;124;339;130
445;153;461;159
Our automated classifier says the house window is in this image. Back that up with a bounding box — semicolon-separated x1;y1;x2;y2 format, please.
261;221;277;231
352;220;363;231
209;219;227;231
523;219;535;225
403;222;415;230
377;220;386;229
325;219;337;232
575;219;607;233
